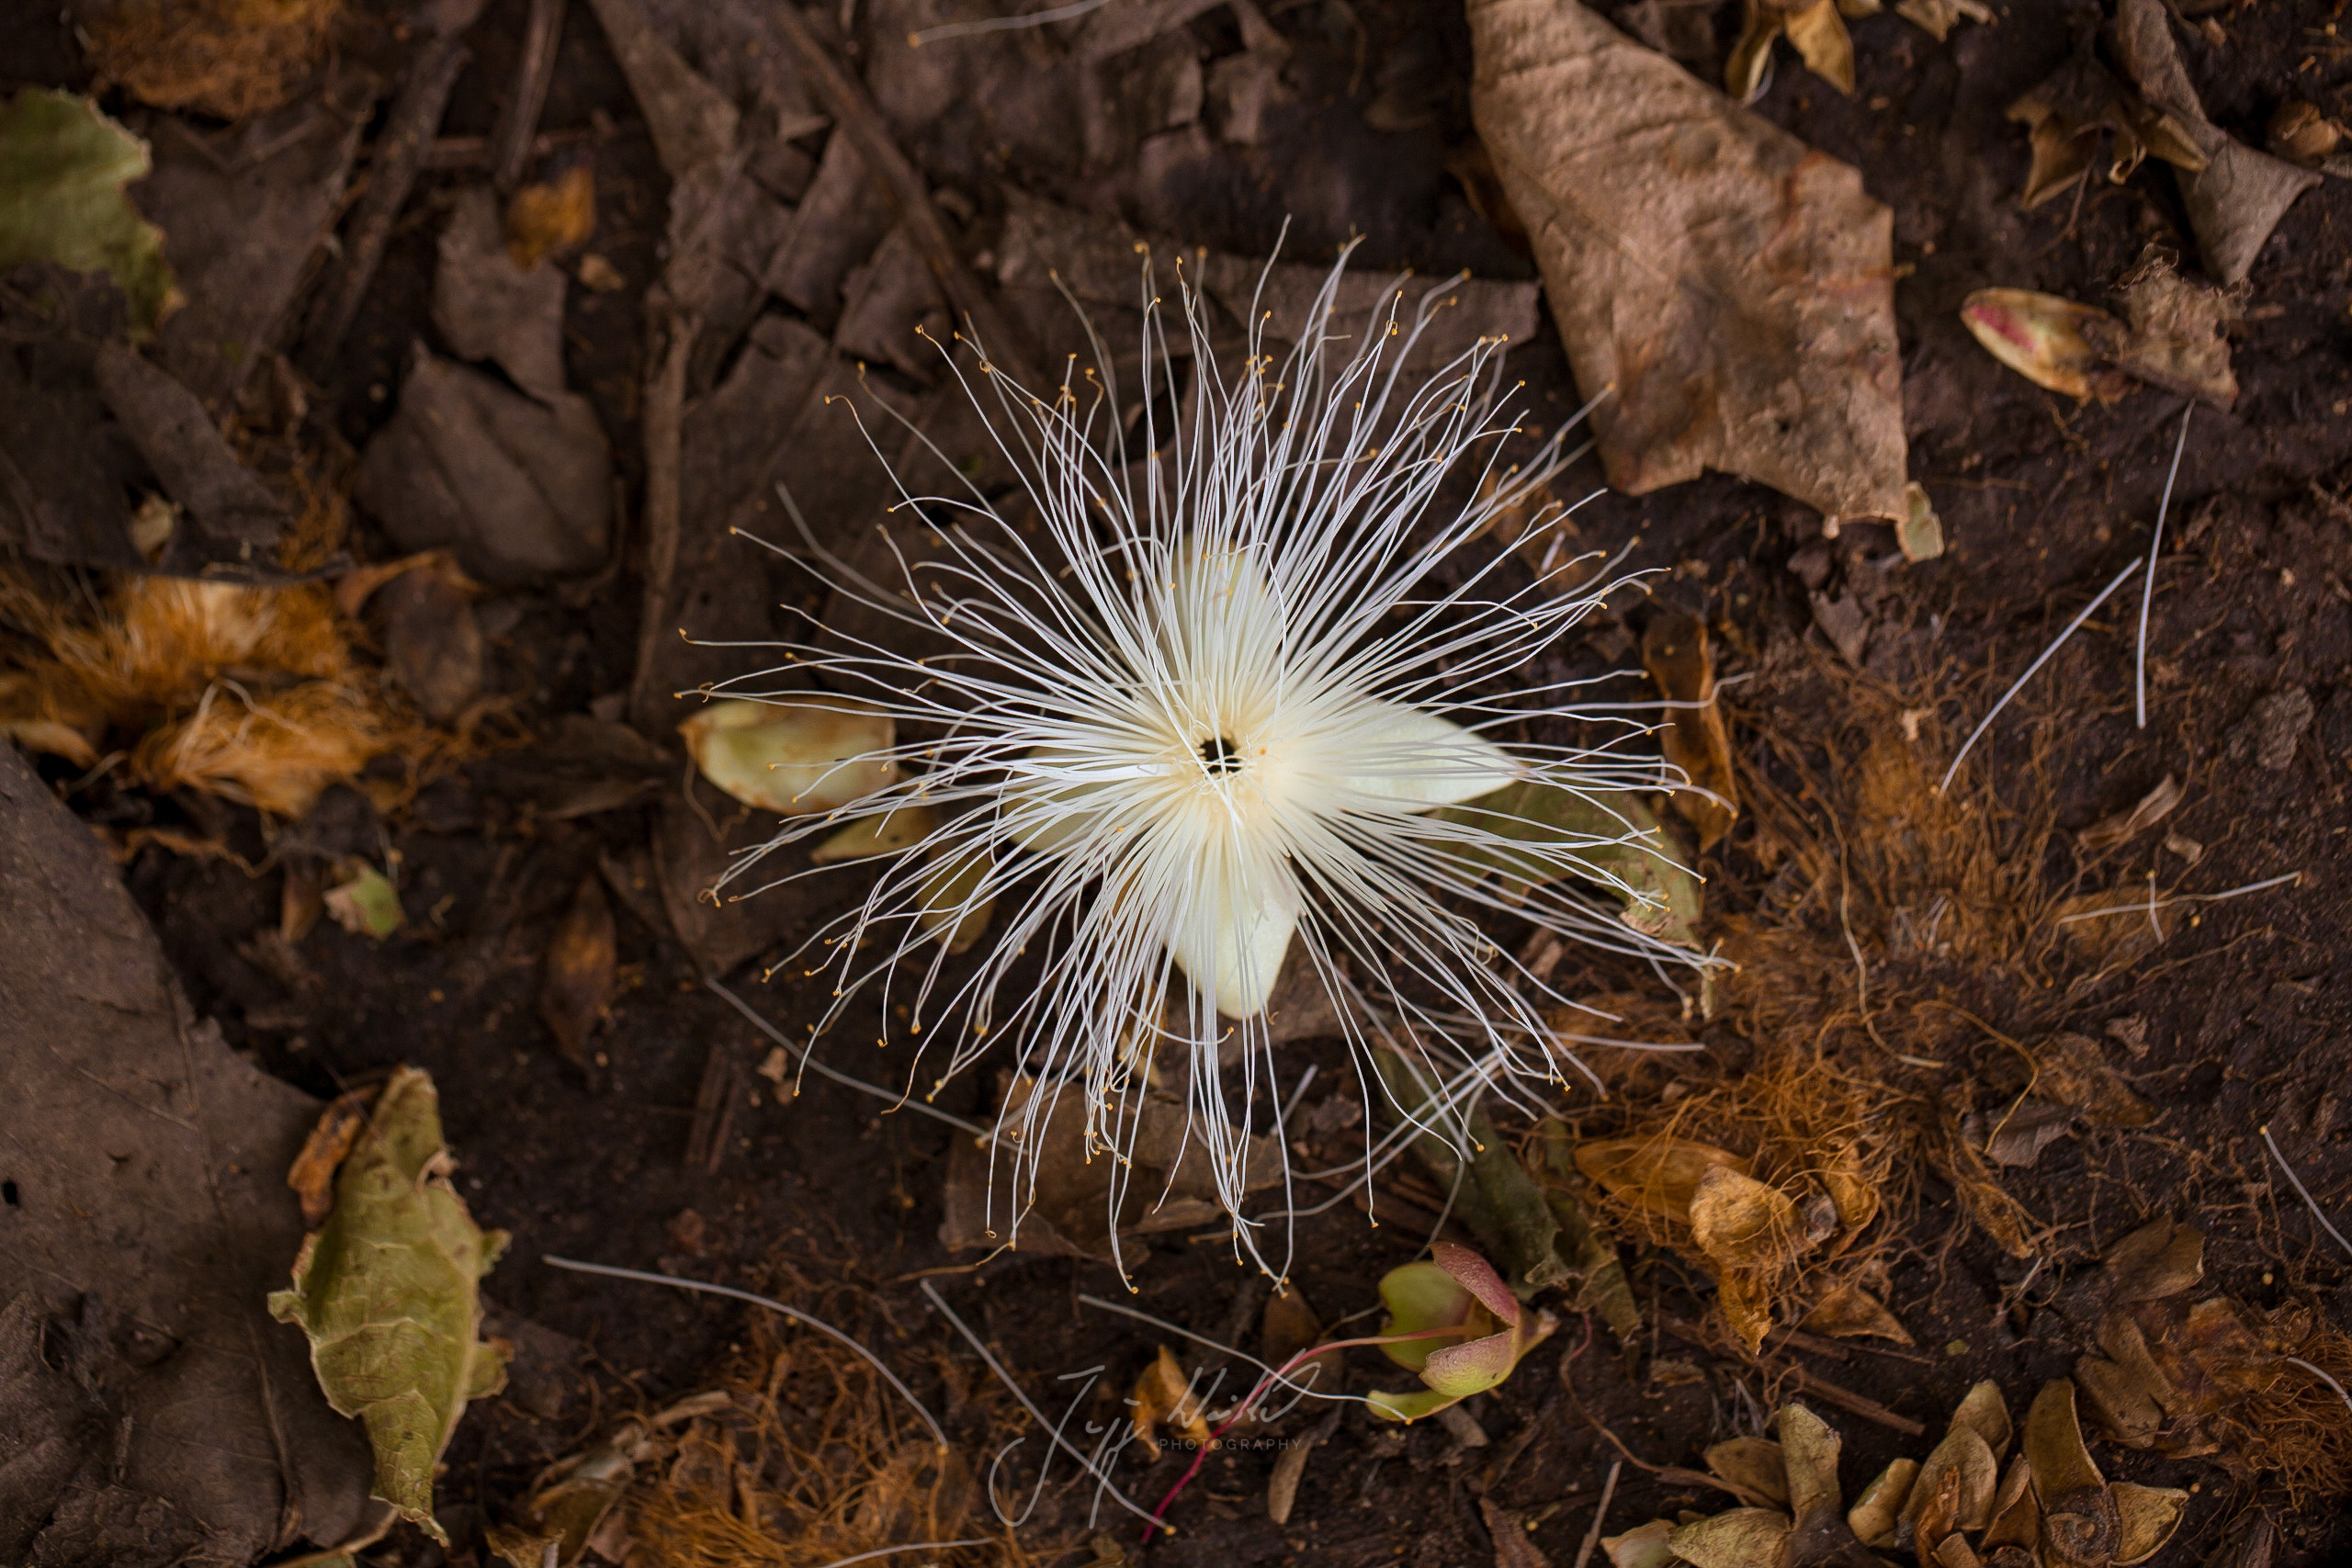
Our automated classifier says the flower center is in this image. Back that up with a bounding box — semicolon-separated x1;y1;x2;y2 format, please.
1197;736;1243;775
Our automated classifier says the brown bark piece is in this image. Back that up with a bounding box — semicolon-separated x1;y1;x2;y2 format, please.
1468;0;1907;527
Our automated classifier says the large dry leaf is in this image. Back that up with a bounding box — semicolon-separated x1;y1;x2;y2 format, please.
1469;0;1907;527
0;742;376;1566
269;1066;511;1542
1688;1164;1810;1271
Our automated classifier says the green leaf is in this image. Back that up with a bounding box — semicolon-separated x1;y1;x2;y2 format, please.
324;863;405;940
1374;1258;1480;1372
0;88;180;336
1430;780;1701;948
269;1067;509;1544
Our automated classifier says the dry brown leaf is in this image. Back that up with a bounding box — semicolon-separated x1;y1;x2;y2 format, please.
1469;0;1908;529
507;164;597;271
1688;1164;1810;1272
1905;1423;1998;1538
2110;0;2320;284
1846;1458;1915;1546
1892;0;1991;43
2007;48;2207;211
539;874;616;1066
286;1086;379;1228
1703;1436;1790;1507
1666;1507;1792;1568
1801;1279;1913;1344
1574;1134;1749;1223
2077;773;2185;851
1781;0;1854;95
1642;610;1737;852
2033;1033;2155;1128
1130;1345;1214;1452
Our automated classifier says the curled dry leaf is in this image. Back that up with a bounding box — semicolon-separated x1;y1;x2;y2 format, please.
1801;1278;1913;1344
268;1066;510;1542
1704;1436;1791;1507
2007;48;2206;212
539;874;617;1066
1131;1345;1215;1452
1687;1164;1810;1271
680;696;897;816
1601;1518;1679;1568
1468;0;1908;530
1892;0;1992;44
1846;1456;1916;1545
1642;610;1737;852
1574;1134;1749;1224
286;1087;380;1229
1952;1378;2016;1459
376;558;484;727
1666;1507;1792;1568
1905;1420;2000;1540
2077;773;2185;852
2109;0;2320;285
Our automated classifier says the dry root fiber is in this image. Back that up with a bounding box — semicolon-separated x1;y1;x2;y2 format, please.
84;0;339;122
1541;646;2115;1348
0;569;442;816
617;1283;1042;1568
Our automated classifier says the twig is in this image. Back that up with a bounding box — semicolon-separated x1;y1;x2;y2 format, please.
489;0;571;188
919;1280;1162;1528
763;5;1046;394
2134;402;2194;729
542;1254;948;1449
627;305;694;729
1939;556;2144;794
2260;1123;2352;1262
1570;1458;1622;1568
300;6;486;377
1658;1320;1924;1436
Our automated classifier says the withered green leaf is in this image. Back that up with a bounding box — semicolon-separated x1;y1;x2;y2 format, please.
269;1066;510;1542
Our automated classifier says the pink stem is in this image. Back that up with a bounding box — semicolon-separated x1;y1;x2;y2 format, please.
1139;1324;1472;1542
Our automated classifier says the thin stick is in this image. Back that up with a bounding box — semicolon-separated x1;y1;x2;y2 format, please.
2135;403;2194;729
1571;1458;1622;1568
1939;556;2143;794
489;0;570;189
764;5;1046;393
300;8;485;377
919;1280;1162;1528
542;1255;948;1450
628;307;694;729
705;976;993;1138
2260;1124;2352;1262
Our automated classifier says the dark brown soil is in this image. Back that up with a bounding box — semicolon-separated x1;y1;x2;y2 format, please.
7;0;2351;1564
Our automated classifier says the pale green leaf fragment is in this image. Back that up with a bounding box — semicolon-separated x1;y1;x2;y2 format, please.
0;88;180;335
324;864;405;940
1431;780;1701;947
269;1067;510;1544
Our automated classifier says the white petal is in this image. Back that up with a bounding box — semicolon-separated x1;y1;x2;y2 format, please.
1167;853;1300;1020
1334;702;1518;810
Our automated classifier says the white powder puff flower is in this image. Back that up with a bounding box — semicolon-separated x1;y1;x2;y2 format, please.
712;250;1697;1270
